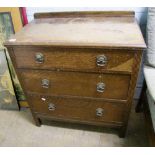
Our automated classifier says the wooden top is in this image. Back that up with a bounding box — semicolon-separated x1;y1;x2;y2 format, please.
5;11;146;49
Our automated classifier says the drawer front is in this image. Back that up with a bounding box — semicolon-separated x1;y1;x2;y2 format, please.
28;94;125;124
14;47;134;73
20;70;130;100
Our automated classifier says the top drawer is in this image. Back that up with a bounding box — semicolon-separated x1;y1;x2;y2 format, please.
13;47;134;73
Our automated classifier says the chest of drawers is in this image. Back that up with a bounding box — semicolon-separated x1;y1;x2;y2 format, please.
5;11;146;137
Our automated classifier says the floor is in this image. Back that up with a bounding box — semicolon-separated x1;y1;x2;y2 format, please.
0;101;149;147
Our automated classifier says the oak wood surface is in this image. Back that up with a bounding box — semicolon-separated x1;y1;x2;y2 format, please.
36;113;123;128
34;11;135;19
5;11;146;49
119;51;143;137
5;11;146;137
20;69;130;100
13;46;134;73
28;94;125;125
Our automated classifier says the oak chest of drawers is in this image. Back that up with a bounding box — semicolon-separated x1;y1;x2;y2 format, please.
5;11;146;137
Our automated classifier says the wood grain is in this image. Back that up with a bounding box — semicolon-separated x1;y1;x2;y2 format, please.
34;11;135;19
13;46;134;73
5;11;146;137
28;94;125;125
19;69;130;100
5;11;146;49
119;51;143;137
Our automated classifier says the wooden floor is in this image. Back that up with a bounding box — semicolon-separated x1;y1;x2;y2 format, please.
0;101;149;146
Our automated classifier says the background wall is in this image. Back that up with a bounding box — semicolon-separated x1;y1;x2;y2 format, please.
26;7;148;99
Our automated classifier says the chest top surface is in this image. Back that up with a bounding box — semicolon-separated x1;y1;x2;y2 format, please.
5;11;146;49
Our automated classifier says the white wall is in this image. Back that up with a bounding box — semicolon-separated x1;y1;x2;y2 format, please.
26;7;148;99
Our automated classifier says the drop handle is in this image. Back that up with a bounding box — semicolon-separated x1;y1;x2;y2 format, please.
97;82;105;93
96;108;104;117
41;79;49;88
48;103;55;111
35;53;44;63
96;55;107;66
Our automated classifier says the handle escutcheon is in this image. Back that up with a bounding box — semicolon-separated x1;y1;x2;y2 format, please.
96;108;104;117
97;82;105;93
35;53;44;63
48;103;55;111
96;55;107;66
41;79;49;88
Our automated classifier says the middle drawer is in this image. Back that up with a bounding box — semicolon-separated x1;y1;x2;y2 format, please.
20;70;130;100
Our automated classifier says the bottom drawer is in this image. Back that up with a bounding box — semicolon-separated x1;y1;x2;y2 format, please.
28;94;125;124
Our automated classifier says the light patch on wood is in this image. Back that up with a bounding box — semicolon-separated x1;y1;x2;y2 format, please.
109;58;133;72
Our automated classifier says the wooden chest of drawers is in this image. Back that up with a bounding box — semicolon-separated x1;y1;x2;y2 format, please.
5;11;146;137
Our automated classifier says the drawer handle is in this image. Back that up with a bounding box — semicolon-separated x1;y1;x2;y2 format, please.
41;79;49;88
97;82;105;93
48;103;55;111
96;108;104;117
35;53;44;63
96;55;107;66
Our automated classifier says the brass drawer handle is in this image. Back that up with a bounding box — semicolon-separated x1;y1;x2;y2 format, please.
97;82;105;93
41;79;49;88
96;55;107;66
48;103;55;111
35;53;44;63
96;108;104;117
